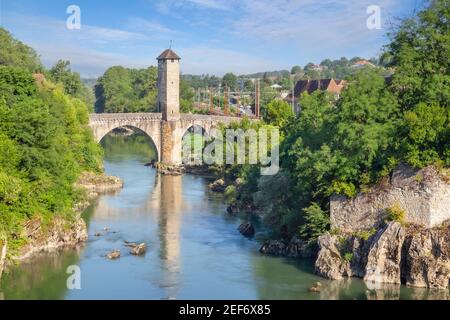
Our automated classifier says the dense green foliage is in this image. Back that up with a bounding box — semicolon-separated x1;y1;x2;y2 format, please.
94;66;158;113
224;0;449;242
0;31;102;249
264;100;294;129
384;0;449;167
0;28;42;73
94;66;197;114
222;73;238;90
48;60;95;111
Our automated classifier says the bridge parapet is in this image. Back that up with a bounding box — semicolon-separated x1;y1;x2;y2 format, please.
89;113;163;124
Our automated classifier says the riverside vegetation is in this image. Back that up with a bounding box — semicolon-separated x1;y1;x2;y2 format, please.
205;0;449;289
0;27;113;266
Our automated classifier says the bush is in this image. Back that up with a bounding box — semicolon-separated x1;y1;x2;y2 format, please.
385;203;406;224
298;203;330;243
343;252;353;263
353;228;377;241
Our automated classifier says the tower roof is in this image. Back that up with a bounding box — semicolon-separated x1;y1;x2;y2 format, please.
157;49;181;60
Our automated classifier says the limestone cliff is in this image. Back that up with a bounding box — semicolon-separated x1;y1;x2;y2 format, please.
315;221;450;290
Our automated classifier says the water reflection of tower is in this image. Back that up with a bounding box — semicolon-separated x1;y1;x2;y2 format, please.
152;173;183;299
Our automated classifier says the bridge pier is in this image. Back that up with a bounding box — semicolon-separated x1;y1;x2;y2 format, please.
160;120;182;166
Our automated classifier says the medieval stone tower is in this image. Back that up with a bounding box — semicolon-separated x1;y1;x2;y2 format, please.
157;49;181;121
157;49;182;166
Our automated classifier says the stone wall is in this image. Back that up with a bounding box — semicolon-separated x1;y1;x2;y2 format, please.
330;164;450;232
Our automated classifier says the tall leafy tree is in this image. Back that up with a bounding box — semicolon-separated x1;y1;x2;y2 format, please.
221;72;237;90
384;0;449;166
0;28;42;72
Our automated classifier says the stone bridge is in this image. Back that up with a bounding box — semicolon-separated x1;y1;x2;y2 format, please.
88;112;243;164
88;48;252;168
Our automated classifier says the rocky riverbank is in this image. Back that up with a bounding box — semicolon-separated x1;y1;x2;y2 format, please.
315;221;450;290
75;171;124;200
156;163;185;175
13;215;88;261
0;171;124;280
259;237;317;259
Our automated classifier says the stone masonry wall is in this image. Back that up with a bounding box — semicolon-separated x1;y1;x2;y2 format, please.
330;164;450;232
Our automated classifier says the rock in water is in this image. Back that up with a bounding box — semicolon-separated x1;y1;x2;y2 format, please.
308;282;322;293
238;222;255;237
226;204;239;215
259;240;287;256
209;179;226;192
130;243;147;256
405;228;450;290
107;250;121;260
364;222;405;284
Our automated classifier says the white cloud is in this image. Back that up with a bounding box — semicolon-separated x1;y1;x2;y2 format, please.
186;0;231;10
2;12;172;77
31;43;151;78
127;17;175;34
178;46;282;75
155;0;407;61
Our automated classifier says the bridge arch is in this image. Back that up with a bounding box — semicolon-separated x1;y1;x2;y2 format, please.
97;124;161;161
89;113;163;161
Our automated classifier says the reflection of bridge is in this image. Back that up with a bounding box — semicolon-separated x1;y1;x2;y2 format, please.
88;49;248;166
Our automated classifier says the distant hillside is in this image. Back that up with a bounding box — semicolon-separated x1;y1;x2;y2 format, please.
239;70;290;79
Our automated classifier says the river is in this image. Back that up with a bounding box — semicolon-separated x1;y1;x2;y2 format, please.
0;132;446;300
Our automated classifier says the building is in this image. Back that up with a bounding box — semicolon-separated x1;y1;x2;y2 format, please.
284;78;346;114
270;84;283;90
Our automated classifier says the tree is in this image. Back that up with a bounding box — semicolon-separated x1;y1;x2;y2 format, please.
384;0;449;166
221;73;237;91
0;28;42;72
180;79;195;113
0;64;102;244
49;60;94;110
243;79;254;92
320;59;333;68
262;72;272;85
291;65;302;75
303;62;315;71
385;0;449;110
264;99;294;129
95;66;158;113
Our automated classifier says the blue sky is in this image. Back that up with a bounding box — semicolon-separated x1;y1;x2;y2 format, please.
0;0;422;77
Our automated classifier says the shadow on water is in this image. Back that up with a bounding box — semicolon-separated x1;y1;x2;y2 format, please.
1;131;448;300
